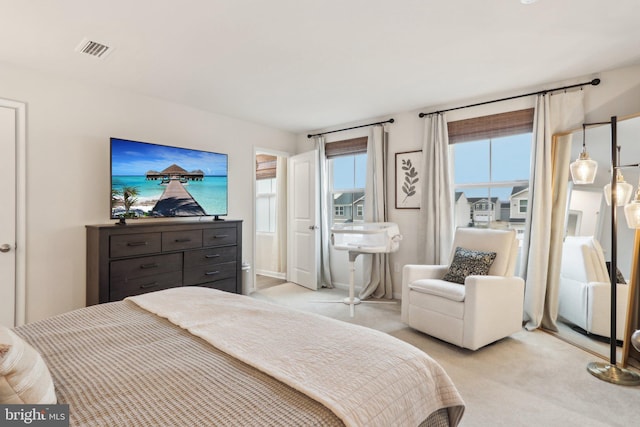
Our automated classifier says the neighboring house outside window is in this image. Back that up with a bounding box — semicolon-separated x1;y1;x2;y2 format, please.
510;187;529;219
468;197;500;225
454;192;471;228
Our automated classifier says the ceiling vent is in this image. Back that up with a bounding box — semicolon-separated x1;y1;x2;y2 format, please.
75;38;113;59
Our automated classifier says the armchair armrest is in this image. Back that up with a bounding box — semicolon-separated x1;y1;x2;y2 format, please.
402;264;448;284
463;275;525;350
464;275;525;307
401;264;448;322
587;281;629;340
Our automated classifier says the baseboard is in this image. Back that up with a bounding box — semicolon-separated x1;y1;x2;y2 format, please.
255;270;286;280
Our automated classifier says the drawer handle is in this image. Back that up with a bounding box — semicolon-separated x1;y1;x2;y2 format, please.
211;235;229;239
174;238;191;243
205;254;221;259
205;270;220;276
140;263;159;269
127;241;148;247
140;282;159;289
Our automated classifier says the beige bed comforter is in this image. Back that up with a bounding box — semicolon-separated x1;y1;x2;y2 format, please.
16;299;346;426
128;287;464;427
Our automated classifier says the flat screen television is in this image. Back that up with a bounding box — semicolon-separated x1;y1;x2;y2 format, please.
110;138;228;221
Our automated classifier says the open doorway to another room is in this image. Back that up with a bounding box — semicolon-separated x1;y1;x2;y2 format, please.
254;150;289;291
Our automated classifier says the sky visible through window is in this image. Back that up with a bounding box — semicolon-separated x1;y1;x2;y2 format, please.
453;133;531;200
332;154;367;190
330;133;531;203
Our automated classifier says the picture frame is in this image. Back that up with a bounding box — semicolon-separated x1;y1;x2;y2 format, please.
395;150;422;209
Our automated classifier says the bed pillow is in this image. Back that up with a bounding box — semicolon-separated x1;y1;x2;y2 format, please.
0;326;57;404
443;247;497;285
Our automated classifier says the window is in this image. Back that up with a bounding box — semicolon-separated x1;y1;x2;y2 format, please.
255;177;276;232
519;199;528;214
326;137;367;224
255;154;278;233
450;109;533;231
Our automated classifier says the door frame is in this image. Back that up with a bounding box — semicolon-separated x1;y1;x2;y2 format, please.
252;147;290;293
1;98;26;326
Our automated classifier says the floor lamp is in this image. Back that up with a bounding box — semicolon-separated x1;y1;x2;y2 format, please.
577;116;640;385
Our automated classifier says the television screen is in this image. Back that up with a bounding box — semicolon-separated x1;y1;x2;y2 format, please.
110;138;228;219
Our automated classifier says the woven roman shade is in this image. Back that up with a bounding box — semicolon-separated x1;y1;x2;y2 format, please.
256;154;277;180
447;108;534;144
325;137;368;158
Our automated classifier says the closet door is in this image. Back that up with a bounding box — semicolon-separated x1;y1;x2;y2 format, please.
0;105;16;326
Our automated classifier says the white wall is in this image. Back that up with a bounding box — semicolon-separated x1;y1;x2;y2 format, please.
296;63;640;298
0;63;297;323
568;188;602;237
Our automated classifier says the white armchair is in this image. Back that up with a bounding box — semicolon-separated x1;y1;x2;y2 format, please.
401;228;525;350
558;236;628;341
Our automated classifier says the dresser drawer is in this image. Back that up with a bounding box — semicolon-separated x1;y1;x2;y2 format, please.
110;271;183;301
162;230;202;252
110;253;183;282
184;261;236;286
184;246;237;268
203;227;237;247
110;233;161;258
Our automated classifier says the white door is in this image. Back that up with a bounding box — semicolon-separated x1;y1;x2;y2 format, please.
288;150;319;290
0;105;17;326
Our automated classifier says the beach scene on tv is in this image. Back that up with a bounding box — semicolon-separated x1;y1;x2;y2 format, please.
111;138;228;219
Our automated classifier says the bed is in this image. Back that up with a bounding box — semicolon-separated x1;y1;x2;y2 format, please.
7;287;464;426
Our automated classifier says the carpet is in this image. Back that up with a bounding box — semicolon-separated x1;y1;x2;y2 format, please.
250;283;639;427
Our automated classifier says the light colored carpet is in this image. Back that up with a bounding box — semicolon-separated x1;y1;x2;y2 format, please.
250;283;639;427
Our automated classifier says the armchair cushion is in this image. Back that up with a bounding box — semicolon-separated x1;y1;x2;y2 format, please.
443;247;497;284
409;279;466;302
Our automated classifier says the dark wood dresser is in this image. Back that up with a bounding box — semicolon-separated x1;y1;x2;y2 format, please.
86;220;242;305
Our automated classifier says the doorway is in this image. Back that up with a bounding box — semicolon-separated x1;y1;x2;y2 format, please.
0;99;26;327
254;149;289;291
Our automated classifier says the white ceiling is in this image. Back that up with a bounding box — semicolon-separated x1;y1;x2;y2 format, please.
1;0;639;133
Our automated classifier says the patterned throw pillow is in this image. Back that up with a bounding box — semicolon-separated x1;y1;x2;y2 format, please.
443;247;497;285
605;262;627;284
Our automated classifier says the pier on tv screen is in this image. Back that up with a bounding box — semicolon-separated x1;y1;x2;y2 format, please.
110;138;228;219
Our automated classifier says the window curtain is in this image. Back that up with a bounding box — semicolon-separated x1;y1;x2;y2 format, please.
520;91;584;331
315;136;334;288
418;113;454;264
272;156;287;274
360;124;392;299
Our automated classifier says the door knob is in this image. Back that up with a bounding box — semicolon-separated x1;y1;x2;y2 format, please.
308;225;318;230
0;244;11;253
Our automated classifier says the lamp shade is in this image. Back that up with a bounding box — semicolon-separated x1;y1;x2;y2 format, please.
569;153;598;184
624;198;640;228
604;171;634;206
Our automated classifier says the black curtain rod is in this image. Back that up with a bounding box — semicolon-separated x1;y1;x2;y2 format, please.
418;78;601;118
307;118;395;139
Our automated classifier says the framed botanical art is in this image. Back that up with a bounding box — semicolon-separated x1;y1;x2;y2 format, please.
395;150;422;209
